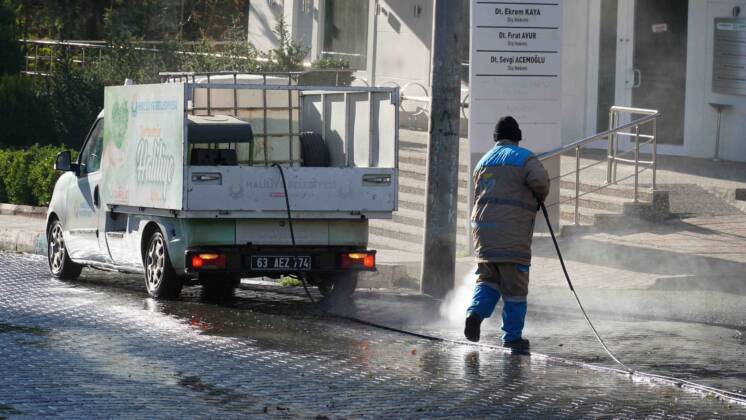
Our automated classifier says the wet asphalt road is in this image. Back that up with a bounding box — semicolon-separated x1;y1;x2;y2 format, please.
0;252;745;418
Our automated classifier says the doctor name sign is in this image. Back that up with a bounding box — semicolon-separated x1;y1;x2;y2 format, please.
468;0;562;228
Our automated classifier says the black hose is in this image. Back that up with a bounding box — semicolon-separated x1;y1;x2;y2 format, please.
272;163;316;303
540;202;633;373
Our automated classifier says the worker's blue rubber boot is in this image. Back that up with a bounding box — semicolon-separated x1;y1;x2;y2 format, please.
465;283;501;342
503;337;530;352
501;300;528;352
464;312;482;342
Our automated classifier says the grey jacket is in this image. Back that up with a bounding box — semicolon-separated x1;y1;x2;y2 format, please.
471;140;550;265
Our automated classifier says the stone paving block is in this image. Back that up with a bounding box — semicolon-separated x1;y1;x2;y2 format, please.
0;251;743;417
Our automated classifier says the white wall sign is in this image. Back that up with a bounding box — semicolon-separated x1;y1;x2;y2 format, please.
467;0;563;231
468;0;563;156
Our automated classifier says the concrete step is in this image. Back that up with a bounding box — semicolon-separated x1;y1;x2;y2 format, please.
368;233;423;254
558;188;627;212
399;129;470;147
559;206;617;225
391;206;471;231
369;218;471;249
397;191;425;211
399;163;470;189
398;149;470;174
559;179;653;201
399;176;470;203
368;232;471;255
397;192;470;215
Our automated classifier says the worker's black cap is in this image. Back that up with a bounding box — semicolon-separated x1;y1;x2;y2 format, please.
494;116;522;142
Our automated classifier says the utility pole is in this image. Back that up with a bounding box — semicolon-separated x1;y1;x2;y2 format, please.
421;0;464;299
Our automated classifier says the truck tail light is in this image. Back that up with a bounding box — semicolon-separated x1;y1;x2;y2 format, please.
341;252;375;270
190;253;226;270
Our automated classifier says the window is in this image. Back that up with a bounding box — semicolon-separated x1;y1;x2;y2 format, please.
323;0;369;70
79;119;104;175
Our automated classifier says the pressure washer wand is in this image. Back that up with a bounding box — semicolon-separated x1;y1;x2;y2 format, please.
540;203;633;373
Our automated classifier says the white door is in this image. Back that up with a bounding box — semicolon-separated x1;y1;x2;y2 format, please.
603;0;689;155
599;0;689;155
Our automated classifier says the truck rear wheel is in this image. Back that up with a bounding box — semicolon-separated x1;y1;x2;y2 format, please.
318;272;358;301
201;274;240;300
47;220;83;280
143;230;182;300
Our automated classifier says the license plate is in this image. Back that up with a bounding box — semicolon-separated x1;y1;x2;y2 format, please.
250;255;311;270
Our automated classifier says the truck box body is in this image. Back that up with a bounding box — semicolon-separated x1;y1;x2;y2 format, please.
102;82;398;218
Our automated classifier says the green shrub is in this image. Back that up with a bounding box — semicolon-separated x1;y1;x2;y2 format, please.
262;16;308;72
1;148;33;205
0;148;7;202
27;145;69;205
0;145;74;206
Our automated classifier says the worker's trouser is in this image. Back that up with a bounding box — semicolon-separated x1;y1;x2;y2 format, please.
466;262;529;342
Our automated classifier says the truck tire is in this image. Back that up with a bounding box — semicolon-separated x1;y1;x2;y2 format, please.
47;219;83;280
300;132;330;167
143;230;183;299
201;274;240;301
318;272;358;301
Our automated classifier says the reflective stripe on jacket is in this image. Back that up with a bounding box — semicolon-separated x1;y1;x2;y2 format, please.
471;140;550;265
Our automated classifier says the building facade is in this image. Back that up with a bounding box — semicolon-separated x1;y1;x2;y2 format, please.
248;0;746;162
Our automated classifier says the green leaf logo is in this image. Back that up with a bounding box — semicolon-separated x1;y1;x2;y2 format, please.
109;100;129;149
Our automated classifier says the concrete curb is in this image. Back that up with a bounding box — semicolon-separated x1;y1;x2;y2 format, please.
359;262;420;290
0;203;48;256
0;203;47;218
0;228;47;256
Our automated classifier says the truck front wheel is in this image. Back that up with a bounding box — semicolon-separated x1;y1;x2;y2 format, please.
317;272;358;301
143;230;183;299
47;220;83;280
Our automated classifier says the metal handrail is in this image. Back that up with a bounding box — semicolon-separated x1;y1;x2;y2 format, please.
537;113;659;160
537;107;660;225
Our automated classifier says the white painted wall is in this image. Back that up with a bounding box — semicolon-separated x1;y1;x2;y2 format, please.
685;0;746;162
372;0;433;90
248;0;285;52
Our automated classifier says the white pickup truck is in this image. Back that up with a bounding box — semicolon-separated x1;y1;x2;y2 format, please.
46;76;399;300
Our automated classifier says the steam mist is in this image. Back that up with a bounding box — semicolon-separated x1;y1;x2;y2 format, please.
439;266;478;325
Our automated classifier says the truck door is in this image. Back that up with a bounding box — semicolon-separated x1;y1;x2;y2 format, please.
64;118;109;263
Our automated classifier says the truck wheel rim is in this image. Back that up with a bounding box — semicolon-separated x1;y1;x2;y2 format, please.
49;224;65;274
146;236;165;290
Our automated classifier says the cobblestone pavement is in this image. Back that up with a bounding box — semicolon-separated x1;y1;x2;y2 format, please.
1;252;745;418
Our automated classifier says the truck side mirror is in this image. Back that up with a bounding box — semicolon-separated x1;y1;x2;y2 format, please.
54;151;72;172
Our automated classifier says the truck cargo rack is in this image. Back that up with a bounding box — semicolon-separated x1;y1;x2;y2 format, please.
162;73;399;170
